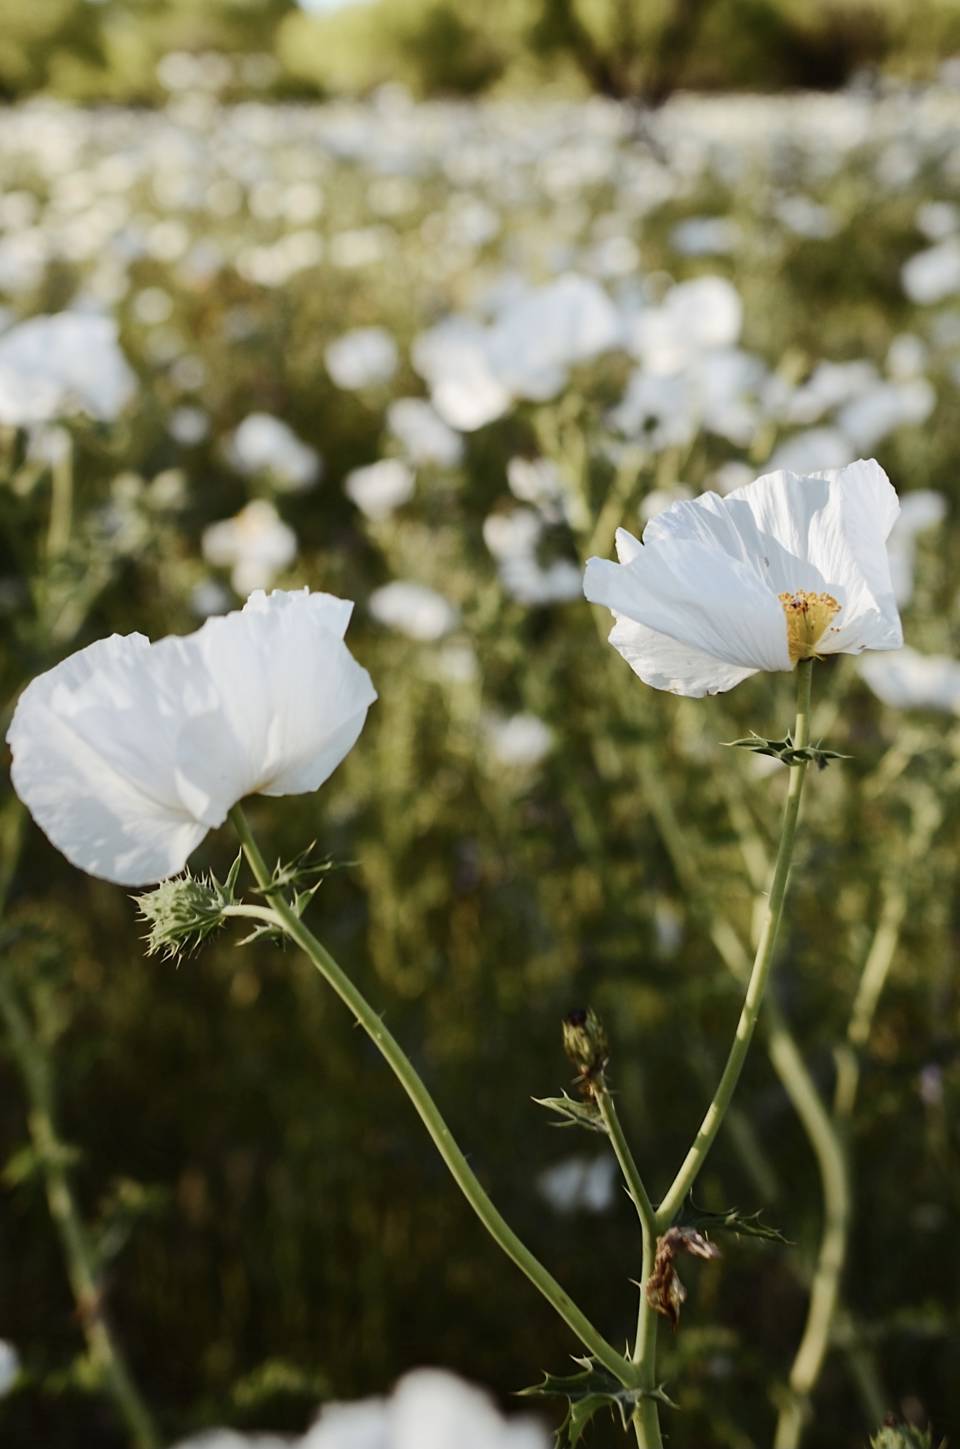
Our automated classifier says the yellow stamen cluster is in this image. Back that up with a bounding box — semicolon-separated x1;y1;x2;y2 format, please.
778;590;840;662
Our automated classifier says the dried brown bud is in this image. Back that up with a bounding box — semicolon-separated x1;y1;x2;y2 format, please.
562;1008;609;1096
644;1226;721;1329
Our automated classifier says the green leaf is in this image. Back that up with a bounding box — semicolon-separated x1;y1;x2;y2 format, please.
723;730;850;770
519;1359;676;1447
683;1202;790;1245
253;844;349;899
532;1091;606;1133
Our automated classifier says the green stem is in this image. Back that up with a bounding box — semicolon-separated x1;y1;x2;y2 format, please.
631;1230;663;1449
592;1083;663;1449
228;805;634;1388
0;972;159;1449
768;1005;851;1449
594;1081;657;1240
656;658;814;1228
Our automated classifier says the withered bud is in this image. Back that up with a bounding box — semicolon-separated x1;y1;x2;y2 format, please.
562;1008;609;1095
644;1226;721;1330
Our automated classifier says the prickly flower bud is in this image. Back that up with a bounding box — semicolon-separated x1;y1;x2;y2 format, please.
562;1008;609;1096
134;855;241;962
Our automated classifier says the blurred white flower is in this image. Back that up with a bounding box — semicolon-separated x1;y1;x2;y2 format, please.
537;1155;617;1214
226;414;321;493
325;327;399;390
901;238;960;303
483;509;543;562
625;276;742;373
386;398;463;468
368;582;459;641
768;427;854;476
670;216;741;256
344;459;415;521
304;1369;547;1449
859;646;960;714
169;405;210;446
0;313;136;425
7;591;376;885
411;317;510;432
584;460;902;697
484;713;554;768
836;378;935;451
202;500;298;596
885;489;947;604
506;456;567;523
0;1341;20;1397
486;273;622;401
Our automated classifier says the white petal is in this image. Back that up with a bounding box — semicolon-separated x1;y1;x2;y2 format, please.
607;615;759;697
716;460;901;654
585;538;791;673
7;636;209;885
174;591;377;807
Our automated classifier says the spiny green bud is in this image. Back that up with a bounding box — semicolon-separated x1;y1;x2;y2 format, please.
562;1007;608;1095
134;855;241;963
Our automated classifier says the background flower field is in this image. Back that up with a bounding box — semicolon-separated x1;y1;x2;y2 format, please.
1;26;960;1449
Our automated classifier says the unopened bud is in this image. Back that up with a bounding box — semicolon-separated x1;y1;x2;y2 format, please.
562;1008;608;1095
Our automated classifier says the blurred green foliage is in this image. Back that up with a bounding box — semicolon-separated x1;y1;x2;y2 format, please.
0;70;959;1449
3;0;960;103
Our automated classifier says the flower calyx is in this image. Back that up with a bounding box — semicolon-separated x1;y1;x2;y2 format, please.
724;730;850;771
644;1226;721;1330
134;853;242;963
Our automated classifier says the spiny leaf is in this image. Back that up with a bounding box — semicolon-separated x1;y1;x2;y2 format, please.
723;730;850;770
532;1091;606;1133
519;1359;676;1447
684;1202;790;1245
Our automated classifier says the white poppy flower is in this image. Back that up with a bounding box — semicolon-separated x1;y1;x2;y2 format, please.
226;414;321;493
0;313;137;425
367;582;459;641
386;398;463;468
202;500;298;595
7;591;376;886
859;646;960;715
325;327;398;391
584;460;902;698
344;458;415;521
303;1369;547;1449
537;1154;617;1215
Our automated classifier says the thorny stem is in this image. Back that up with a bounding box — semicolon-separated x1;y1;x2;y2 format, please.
0;808;159;1449
656;658;814;1228
228;804;635;1390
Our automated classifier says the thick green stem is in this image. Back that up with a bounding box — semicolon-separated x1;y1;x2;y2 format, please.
228;805;634;1387
0;974;159;1449
657;658;813;1228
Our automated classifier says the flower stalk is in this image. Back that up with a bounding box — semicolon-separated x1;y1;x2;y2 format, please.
228;804;635;1390
656;656;814;1227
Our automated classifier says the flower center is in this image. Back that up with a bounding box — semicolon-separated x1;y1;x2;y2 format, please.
778;590;840;662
